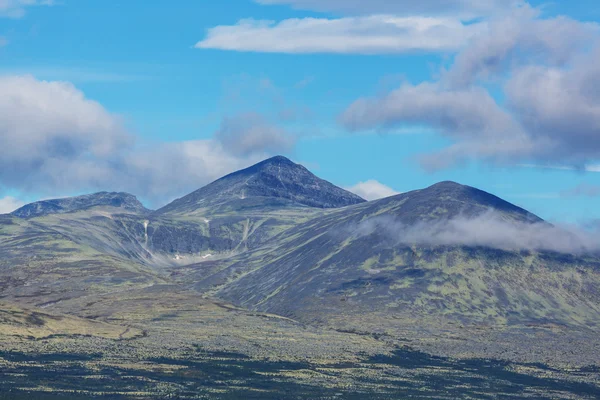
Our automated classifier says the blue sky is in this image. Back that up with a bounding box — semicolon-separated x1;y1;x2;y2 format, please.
1;0;600;223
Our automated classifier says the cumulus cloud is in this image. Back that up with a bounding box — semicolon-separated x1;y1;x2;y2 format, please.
504;50;600;165
122;140;264;202
0;196;24;214
196;16;486;54
341;83;517;134
354;212;600;255
0;0;55;18
340;82;534;170
0;75;287;206
0;75;133;190
444;6;599;88
340;7;600;170
346;180;400;201
214;112;295;156
255;0;518;18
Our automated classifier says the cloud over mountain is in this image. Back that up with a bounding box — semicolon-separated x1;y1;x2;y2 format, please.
0;75;287;206
354;212;600;255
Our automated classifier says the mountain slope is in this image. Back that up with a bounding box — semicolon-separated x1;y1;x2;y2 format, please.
11;192;149;219
1;157;600;396
186;181;600;329
0;157;365;306
156;156;365;216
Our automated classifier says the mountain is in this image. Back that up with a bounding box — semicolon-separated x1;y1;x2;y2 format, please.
400;181;543;223
1;157;600;398
190;181;600;331
156;156;366;216
11;191;149;218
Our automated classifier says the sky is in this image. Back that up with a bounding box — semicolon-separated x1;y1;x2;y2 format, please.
1;0;600;224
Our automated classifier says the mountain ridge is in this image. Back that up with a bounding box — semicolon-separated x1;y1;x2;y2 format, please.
11;191;149;219
378;180;544;224
1;156;600;398
155;155;366;215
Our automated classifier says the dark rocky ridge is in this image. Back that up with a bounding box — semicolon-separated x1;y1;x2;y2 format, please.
11;192;149;219
375;181;544;224
156;156;366;215
202;181;595;328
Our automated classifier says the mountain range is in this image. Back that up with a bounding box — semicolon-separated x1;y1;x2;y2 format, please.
1;156;599;399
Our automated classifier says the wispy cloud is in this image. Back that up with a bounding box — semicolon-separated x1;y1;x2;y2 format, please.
255;0;518;18
353;211;600;255
214;112;296;157
518;164;600;173
294;76;314;89
196;16;487;54
0;0;57;18
0;67;150;84
561;183;600;198
507;193;560;199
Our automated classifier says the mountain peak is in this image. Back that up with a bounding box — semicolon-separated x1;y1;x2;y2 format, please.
428;181;463;189
157;156;366;215
219;155;307;180
12;192;149;219
258;155;295;165
407;181;544;223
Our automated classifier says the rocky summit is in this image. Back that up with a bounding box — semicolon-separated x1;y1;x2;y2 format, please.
156;155;366;215
1;156;599;399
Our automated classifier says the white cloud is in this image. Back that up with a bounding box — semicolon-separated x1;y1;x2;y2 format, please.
444;6;599;88
196;16;487;54
519;164;600;173
215;112;295;156
355;212;600;255
0;75;133;187
255;0;518;18
504;53;600;164
340;8;600;171
0;0;56;18
123;140;265;202
0;196;24;214
0;75;288;206
346;180;399;201
340;81;534;170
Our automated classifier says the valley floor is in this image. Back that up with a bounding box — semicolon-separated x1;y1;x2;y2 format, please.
1;288;599;399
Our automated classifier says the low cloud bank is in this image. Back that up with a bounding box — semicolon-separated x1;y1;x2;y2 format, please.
352;211;600;255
